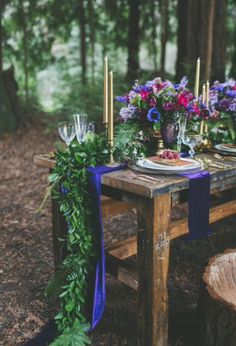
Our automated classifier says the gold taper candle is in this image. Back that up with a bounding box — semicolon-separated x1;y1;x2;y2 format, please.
204;80;210;133
200;83;205;135
194;57;200;98
103;57;108;125
206;80;210;107
108;70;114;145
202;83;206;104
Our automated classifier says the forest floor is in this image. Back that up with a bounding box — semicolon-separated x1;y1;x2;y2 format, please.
1;119;236;346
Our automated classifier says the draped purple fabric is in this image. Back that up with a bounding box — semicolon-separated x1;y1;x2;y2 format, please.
181;170;211;240
87;165;124;330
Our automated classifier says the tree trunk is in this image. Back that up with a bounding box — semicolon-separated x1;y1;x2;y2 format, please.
211;0;226;82
176;0;226;84
88;0;95;81
203;0;215;80
78;0;87;84
160;0;169;76
127;0;140;83
197;250;236;346
230;22;236;77
20;3;29;107
0;8;3;74
151;0;158;72
176;0;199;80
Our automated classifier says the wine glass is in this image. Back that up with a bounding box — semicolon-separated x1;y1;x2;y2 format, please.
176;113;187;153
57;121;76;146
182;131;202;159
73;114;88;143
87;121;96;133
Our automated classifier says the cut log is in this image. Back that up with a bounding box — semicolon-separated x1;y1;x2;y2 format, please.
198;249;236;346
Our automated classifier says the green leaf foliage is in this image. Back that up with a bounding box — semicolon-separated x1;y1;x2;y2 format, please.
47;135;109;345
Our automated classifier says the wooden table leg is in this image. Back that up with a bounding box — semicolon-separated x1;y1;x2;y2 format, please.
137;193;171;346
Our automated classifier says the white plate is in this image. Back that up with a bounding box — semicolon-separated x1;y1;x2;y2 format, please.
136;157;201;172
215;144;236;153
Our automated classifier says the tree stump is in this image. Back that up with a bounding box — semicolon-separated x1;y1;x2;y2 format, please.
198;249;236;346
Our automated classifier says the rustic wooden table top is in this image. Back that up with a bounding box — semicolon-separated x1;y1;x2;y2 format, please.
34;154;236;199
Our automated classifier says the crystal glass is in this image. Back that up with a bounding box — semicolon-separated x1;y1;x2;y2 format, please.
176;113;187;152
73;114;88;143
182;132;202;158
87;121;96;133
57;121;75;146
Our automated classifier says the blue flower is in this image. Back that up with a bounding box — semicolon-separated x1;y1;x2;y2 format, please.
147;107;161;123
226;90;236;99
60;184;69;195
116;95;128;103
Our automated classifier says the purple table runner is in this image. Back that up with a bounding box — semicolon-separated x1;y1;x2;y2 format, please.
87;165;124;330
24;165;211;344
181;170;211;241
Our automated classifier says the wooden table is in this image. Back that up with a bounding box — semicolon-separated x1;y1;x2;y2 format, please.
34;154;236;346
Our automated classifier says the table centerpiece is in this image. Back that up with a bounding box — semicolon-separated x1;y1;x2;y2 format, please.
115;76;216;161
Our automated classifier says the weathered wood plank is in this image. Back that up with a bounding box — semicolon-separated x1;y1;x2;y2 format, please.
107;236;137;260
34;154;236;199
106;254;138;290
107;199;236;262
137;194;171;346
101;198;134;217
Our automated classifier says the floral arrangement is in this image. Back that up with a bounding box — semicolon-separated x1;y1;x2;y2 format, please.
116;77;215;128
210;79;236;114
208;79;236;142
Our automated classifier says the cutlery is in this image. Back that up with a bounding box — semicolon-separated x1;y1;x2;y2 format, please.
214;153;236;162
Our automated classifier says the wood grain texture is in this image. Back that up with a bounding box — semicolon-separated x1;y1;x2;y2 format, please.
106;199;236;261
198;249;236;346
136;194;171;346
34;154;236;198
106;254;138;290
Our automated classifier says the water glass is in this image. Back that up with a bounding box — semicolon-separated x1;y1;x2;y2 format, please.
182;133;202;158
73;114;88;143
176;113;187;153
57;122;76;146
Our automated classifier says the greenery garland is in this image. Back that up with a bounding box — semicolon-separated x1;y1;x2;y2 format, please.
46;134;110;346
45;126;145;345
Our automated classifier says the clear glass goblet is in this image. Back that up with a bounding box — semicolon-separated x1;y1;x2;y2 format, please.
73;114;88;143
182;133;202;159
57;122;76;146
176;113;187;153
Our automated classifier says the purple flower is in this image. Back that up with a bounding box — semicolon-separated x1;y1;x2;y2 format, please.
116;95;129;103
128;90;138;101
228;102;236;112
226;90;236;98
147;107;160;123
119;105;138;122
175;76;188;90
219;98;230;111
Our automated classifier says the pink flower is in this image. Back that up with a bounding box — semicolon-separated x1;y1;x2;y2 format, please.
152;84;164;93
149;98;157;107
177;94;188;107
163;101;176;111
140;91;150;100
193;104;200;115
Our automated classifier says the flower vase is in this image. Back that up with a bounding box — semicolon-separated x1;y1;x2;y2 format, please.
160;120;179;148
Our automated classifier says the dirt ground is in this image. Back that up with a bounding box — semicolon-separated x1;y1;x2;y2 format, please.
1;120;236;346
